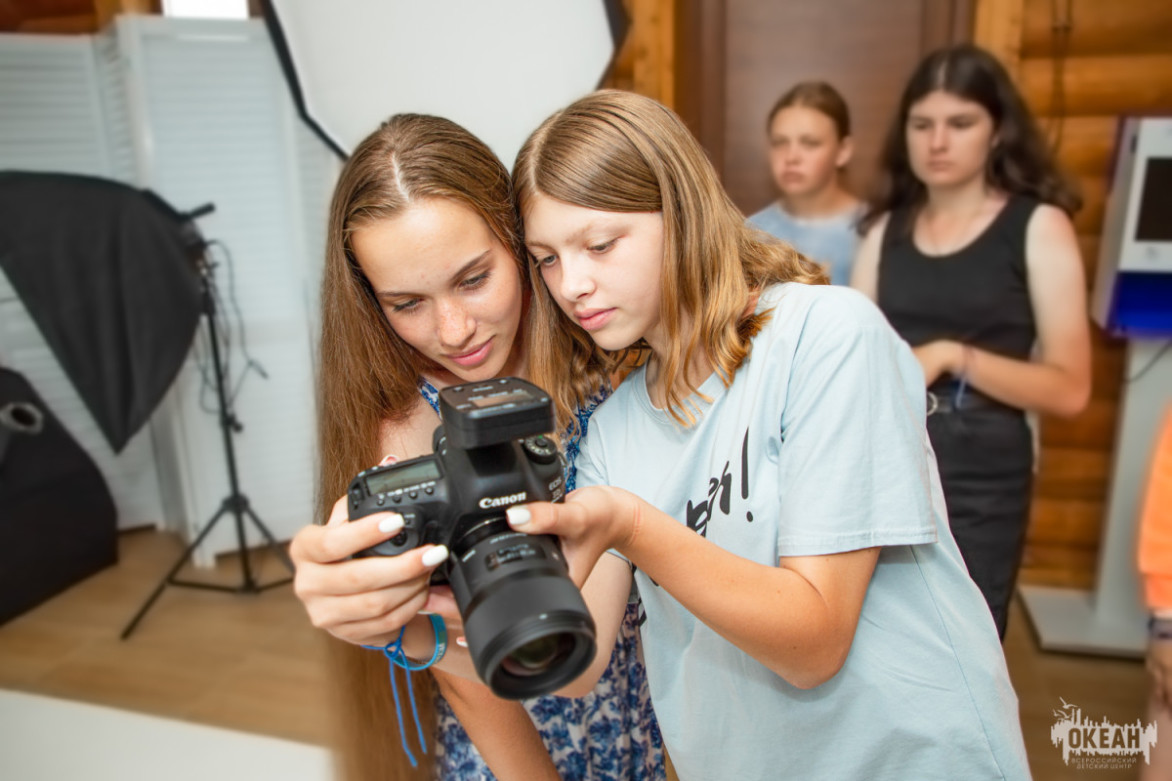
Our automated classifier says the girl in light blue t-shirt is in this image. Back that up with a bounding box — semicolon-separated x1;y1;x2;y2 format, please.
505;90;1031;780
748;81;862;285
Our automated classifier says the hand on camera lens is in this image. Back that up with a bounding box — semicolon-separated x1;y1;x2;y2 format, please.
506;485;640;588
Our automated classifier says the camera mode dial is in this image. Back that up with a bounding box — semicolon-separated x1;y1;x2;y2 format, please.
521;434;558;465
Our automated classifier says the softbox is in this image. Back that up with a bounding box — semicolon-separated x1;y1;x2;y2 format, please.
263;0;627;164
0;171;203;453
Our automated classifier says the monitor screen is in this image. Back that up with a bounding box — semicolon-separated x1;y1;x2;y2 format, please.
1136;157;1172;242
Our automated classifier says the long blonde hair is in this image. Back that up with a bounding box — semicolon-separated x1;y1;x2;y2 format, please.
317;114;527;781
513;90;826;428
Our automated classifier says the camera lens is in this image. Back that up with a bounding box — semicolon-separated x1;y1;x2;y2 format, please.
447;517;596;700
500;633;575;678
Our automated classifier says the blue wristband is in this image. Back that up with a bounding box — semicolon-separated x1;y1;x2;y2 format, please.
363;613;448;669
361;614;447;768
398;613;447;670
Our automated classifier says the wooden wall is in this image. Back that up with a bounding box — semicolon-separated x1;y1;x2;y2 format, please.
0;0;156;33
606;0;676;109
977;0;1172;588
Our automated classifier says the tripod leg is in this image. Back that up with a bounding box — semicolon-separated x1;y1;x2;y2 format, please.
120;506;230;640
242;504;295;573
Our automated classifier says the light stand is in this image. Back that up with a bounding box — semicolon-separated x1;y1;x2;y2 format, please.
121;240;293;640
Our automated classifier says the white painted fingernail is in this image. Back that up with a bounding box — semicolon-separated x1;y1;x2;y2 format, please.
506;506;531;528
378;514;404;534
421;545;449;567
455;636;467;648
417;609;435;615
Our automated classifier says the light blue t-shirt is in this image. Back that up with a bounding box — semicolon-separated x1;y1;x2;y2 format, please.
748;201;862;285
576;284;1030;780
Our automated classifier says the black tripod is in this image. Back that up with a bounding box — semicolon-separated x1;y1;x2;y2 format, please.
121;251;294;640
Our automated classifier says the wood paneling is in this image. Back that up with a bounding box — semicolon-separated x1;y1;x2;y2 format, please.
1034;446;1111;501
974;0;1024;74
1038;399;1119;450
93;0;153;28
1021;0;1172;59
1068;173;1106;235
608;0;676;108
0;0;156;33
1020;54;1172;117
16;13;95;32
1049;115;1117;178
677;0;972;216
673;0;727;174
980;0;1172;589
1027;497;1105;545
1019;545;1099;588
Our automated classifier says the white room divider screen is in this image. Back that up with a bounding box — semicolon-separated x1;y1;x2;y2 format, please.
0;17;337;563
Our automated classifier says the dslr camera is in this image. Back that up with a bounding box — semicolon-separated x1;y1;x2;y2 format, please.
348;377;597;699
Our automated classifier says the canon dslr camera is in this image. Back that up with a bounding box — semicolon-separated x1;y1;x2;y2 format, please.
347;377;596;699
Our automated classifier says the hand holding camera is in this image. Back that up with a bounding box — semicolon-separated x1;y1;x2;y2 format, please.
289;492;455;650
346;377;597;700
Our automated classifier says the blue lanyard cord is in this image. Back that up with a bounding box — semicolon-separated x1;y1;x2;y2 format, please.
953;373;968;411
363;613;448;767
953;345;972;411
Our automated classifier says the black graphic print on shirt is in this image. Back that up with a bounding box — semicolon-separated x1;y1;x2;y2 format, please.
685;429;753;537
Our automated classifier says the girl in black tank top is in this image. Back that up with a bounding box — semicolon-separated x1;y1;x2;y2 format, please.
851;45;1090;639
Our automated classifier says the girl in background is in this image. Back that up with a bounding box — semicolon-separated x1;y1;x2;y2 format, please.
851;44;1091;638
288;114;662;781
748;81;863;285
508;89;1029;780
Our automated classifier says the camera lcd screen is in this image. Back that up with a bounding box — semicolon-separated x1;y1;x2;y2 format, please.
470;388;532;408
365;460;441;494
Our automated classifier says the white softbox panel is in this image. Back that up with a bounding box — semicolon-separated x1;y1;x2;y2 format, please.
264;1;626;165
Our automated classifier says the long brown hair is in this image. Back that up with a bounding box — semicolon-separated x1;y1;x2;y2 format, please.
862;44;1081;233
317;114;526;781
513;90;826;429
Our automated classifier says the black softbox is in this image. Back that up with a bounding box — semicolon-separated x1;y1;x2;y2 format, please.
0;171;203;453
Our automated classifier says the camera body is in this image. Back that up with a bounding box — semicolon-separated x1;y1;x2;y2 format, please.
347;377;596;699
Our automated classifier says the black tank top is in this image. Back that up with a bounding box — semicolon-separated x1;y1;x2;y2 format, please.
877;195;1038;370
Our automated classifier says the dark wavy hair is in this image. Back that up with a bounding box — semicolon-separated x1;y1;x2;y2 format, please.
861;44;1080;233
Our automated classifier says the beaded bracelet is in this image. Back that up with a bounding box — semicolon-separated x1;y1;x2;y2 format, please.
363;614;448;767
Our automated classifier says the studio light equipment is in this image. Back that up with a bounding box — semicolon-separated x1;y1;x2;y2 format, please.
0;171;293;637
118;202;296;639
262;0;627;163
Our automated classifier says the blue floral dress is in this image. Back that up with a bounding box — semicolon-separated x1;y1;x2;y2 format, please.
419;381;663;781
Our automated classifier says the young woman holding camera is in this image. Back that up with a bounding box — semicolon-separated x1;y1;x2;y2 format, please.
288;114;662;781
505;90;1030;779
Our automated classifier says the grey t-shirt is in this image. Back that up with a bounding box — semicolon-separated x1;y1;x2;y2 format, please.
748;201;862;285
577;283;1030;780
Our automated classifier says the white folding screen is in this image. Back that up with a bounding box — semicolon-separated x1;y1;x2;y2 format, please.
115;16;336;563
0;33;164;530
0;19;338;562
